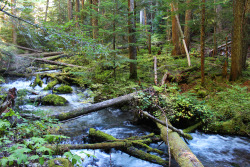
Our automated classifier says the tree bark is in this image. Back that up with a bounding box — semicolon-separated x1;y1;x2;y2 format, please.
172;3;191;66
0;88;17;116
50;92;136;120
230;0;246;81
184;0;192;51
92;0;98;39
242;1;249;70
75;0;80;27
154;56;157;85
128;0;137;79
11;0;17;44
200;0;205;85
171;3;184;56
68;0;73;21
45;0;49;22
81;0;85;22
156;117;204;167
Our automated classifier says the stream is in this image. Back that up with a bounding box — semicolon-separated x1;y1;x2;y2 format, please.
0;75;249;167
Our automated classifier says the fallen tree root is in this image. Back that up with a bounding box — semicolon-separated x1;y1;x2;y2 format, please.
0;87;17;115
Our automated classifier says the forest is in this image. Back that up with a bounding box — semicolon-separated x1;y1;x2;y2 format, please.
0;0;249;166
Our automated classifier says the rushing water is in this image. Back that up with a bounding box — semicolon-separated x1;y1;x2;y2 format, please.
0;75;249;167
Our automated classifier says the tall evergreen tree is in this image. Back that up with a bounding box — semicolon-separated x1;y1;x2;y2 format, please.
230;0;247;81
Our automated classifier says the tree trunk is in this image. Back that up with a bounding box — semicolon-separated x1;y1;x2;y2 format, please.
81;0;85;22
201;0;205;85
92;0;98;39
75;0;80;27
50;92;136;120
128;0;137;79
184;0;192;51
11;0;17;44
242;1;249;70
171;3;184;55
213;0;218;56
68;0;73;21
230;0;246;81
156;117;204;167
44;0;49;22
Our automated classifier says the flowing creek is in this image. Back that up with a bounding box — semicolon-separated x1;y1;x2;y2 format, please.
0;75;249;167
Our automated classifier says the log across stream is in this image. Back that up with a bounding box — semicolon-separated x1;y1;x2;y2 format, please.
0;76;249;167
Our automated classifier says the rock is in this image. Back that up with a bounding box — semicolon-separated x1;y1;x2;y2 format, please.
48;158;73;167
41;94;67;106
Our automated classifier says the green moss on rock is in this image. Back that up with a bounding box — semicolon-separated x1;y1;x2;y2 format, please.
208;117;249;136
48;158;73;167
53;85;73;93
42;94;67;106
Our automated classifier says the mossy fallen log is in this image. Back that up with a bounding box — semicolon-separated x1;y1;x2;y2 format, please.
50;92;136;121
88;128;168;166
156;117;204;167
43;79;59;90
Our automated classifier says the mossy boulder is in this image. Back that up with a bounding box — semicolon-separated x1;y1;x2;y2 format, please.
208;116;249;136
48;158;73;167
42;94;67;106
53;85;73;93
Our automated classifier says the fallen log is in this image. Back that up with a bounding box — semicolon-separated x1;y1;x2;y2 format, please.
1;42;42;53
156;117;204;167
18;52;64;58
209;41;232;56
139;110;192;140
45;54;68;61
51;92;136;121
31;58;83;68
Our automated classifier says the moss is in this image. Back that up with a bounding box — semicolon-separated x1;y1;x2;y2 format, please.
208;117;249;135
30;74;43;88
48;158;73;167
89;128;116;141
53;85;73;93
44;80;58;90
42;94;67;106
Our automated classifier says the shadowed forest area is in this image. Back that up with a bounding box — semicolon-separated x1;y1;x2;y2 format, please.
0;0;249;166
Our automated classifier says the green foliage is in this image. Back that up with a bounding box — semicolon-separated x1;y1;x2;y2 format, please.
206;85;249;122
63;152;83;166
0;110;67;166
42;94;67;106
